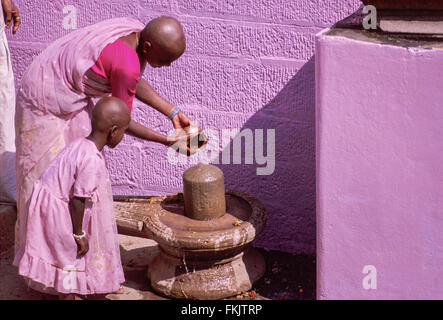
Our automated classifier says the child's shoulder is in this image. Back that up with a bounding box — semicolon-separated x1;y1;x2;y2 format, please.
65;138;103;163
78;138;102;156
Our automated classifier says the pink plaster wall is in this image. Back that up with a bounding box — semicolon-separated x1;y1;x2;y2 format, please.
6;0;361;253
316;30;443;299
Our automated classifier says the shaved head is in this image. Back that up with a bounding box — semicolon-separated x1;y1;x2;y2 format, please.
140;16;186;62
92;97;130;133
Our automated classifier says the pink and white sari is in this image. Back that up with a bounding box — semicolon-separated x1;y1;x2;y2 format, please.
14;18;144;263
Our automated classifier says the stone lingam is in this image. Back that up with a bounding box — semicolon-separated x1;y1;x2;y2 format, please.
139;164;267;299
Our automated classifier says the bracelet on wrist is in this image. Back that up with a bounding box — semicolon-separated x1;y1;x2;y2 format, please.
73;231;86;241
168;107;180;120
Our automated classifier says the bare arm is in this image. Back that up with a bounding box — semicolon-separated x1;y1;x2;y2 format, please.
135;78;192;131
126;119;171;146
132;78;199;155
135;78;175;117
69;196;89;257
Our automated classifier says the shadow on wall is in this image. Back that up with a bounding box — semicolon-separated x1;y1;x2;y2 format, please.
215;56;316;254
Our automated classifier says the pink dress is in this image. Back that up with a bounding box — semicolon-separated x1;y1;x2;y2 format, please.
14;138;125;295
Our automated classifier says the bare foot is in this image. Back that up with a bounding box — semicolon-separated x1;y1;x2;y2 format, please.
59;293;83;300
113;286;125;294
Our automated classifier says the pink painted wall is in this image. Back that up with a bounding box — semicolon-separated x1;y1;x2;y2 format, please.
316;30;443;299
6;0;361;253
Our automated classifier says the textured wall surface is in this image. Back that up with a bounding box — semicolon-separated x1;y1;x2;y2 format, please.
316;30;443;299
6;0;361;253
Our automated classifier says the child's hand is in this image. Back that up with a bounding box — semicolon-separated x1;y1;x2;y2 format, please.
75;237;89;257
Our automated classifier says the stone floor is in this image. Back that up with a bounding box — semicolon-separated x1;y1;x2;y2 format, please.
0;204;316;300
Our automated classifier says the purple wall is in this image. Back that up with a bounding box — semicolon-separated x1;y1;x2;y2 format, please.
6;0;361;253
316;30;443;299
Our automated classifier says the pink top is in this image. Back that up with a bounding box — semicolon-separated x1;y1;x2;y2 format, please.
91;38;140;111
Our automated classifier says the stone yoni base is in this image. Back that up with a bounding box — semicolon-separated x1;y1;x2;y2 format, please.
148;246;265;300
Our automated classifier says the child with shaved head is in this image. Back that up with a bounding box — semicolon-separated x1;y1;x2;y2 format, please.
14;97;130;300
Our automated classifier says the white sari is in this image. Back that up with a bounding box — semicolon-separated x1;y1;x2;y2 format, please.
0;5;16;204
